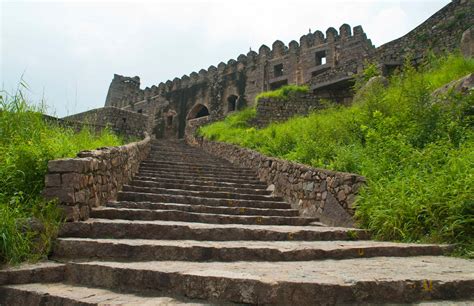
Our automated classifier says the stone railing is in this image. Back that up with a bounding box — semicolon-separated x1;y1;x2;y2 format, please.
191;137;366;227
43;133;151;221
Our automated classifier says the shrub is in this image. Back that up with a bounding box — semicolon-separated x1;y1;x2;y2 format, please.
255;85;309;102
0;86;124;265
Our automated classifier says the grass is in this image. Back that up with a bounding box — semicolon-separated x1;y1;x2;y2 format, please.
200;53;474;256
0;85;124;265
255;84;309;102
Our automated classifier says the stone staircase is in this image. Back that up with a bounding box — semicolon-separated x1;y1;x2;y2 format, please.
1;139;473;305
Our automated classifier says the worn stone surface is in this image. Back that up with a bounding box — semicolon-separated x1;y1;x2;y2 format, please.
64;257;474;305
0;262;65;285
0;283;208;305
53;238;451;262
58;218;369;241
89;207;317;226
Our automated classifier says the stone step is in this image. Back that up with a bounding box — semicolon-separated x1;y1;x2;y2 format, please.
138;164;256;176
89;207;315;225
140;160;251;171
134;175;268;189
0;283;207;305
117;191;290;209
136;171;264;185
107;201;300;217
140;160;241;171
147;155;219;163
53;238;451;262
130;179;271;195
122;185;283;202
137;169;259;181
64;257;474;304
59;219;369;241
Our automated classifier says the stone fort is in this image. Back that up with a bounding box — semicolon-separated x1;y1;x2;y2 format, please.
64;0;473;139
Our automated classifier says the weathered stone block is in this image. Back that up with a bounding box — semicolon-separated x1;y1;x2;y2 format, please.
61;173;82;189
59;204;80;222
48;158;91;173
43;187;75;203
45;174;61;187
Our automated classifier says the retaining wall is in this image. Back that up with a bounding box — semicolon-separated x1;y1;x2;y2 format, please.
43;134;151;221
254;93;324;127
190;137;366;227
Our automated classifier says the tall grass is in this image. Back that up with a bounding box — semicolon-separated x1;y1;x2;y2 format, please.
200;54;474;256
255;84;309;101
0;86;123;265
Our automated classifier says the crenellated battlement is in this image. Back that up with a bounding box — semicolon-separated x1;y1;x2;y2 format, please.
101;0;472;140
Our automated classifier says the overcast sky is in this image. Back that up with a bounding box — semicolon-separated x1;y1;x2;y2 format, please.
2;0;450;117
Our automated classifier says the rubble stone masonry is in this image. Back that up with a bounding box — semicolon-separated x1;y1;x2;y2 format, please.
43;134;151;221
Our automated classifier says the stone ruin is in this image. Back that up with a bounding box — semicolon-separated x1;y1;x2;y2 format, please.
69;0;472;139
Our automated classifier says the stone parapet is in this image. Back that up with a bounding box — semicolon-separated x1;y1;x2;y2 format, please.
63;107;148;138
190;137;365;227
43;134;151;221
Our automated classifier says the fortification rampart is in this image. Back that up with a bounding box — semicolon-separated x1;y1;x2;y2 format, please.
96;0;472;140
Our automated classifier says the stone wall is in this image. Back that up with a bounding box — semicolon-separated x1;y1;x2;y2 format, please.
190;137;366;227
371;0;473;70
92;1;472;140
254;93;324;127
63;107;148;138
104;23;373;139
185;116;211;145
105;74;141;107
43;134;151;221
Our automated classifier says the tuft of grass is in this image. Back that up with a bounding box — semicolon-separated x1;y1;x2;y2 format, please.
0;85;124;265
200;53;474;256
255;85;309;102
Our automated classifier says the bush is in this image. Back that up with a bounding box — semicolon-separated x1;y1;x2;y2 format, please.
0;86;124;265
200;53;474;256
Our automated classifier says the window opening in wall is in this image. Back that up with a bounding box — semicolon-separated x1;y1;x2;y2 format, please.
196;106;209;118
227;95;238;112
274;64;284;77
187;104;210;120
315;50;327;66
137;109;142;114
167;115;173;126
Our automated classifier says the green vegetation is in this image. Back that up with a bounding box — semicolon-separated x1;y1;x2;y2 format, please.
255;84;309;102
200;54;474;256
0;85;123;265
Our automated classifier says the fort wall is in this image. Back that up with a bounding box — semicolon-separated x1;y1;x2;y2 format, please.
63;107;148;138
94;0;472;139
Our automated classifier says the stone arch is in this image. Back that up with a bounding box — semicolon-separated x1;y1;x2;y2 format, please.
187;103;210;120
227;95;238;112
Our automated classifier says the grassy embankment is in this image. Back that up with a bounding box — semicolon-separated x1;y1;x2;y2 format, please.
200;54;474;256
0;86;123;265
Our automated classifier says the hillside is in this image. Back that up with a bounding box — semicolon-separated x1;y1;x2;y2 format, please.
200;54;474;256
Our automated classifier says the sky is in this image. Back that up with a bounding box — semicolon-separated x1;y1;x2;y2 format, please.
1;0;450;117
